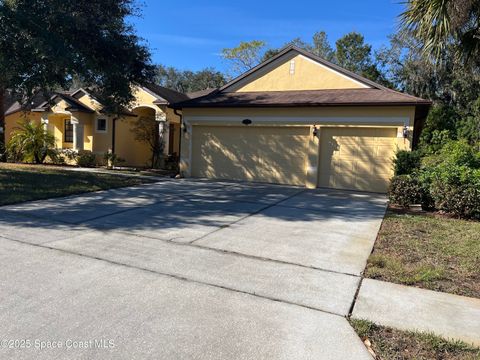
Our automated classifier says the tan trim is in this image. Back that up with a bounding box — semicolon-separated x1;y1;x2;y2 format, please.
183;115;410;126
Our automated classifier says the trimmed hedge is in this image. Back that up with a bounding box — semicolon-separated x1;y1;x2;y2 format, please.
389;140;480;219
388;175;423;208
393;150;422;176
76;151;97;168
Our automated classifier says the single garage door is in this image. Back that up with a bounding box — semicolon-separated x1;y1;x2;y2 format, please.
318;127;397;193
191;126;310;185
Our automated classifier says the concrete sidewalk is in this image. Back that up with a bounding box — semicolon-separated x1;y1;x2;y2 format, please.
352;279;480;346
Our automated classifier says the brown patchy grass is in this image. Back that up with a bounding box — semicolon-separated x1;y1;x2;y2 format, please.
350;319;480;360
364;209;480;298
0;163;155;206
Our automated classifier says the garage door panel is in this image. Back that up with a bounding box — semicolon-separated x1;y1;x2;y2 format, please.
192;126;309;186
319;127;397;193
332;160;355;173
333;144;357;158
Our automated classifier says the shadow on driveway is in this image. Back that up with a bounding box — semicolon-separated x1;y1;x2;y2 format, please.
0;180;387;242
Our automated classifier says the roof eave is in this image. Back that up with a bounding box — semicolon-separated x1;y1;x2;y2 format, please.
173;101;432;109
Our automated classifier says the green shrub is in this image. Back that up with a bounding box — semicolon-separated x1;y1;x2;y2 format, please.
60;149;79;163
430;168;480;219
393;150;422;175
7;119;56;164
437;140;480;168
76;150;97;167
388;175;424;208
414;140;480;218
103;151;125;169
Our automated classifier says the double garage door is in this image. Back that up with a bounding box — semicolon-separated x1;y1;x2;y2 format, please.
191;125;397;192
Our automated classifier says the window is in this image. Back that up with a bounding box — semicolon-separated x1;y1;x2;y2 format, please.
96;118;107;133
289;59;295;75
64;119;74;143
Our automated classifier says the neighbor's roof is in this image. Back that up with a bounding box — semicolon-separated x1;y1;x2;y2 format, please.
173;88;431;108
172;45;431;109
3;91;17;112
5;92;50;116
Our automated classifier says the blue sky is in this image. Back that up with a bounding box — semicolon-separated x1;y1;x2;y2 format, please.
132;0;404;72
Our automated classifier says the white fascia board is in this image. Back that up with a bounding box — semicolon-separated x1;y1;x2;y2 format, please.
298;55;371;88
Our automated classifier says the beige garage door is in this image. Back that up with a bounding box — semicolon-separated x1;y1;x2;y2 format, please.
191;126;309;185
318;127;397;193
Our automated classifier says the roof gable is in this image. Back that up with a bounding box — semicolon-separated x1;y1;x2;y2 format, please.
38;93;95;113
221;45;383;93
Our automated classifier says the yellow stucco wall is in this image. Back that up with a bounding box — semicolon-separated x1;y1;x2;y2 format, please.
91;116;113;154
4;112;42;144
131;86;162;112
230;54;368;92
48;115;71;149
170;122;181;156
115;116;152;167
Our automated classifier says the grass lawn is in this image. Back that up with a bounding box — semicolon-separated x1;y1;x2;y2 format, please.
0;163;156;206
364;209;480;298
350;319;480;360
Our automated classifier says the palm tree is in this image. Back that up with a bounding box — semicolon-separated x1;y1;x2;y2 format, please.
401;0;480;62
7;119;56;164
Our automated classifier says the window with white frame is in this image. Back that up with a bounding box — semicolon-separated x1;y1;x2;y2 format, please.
64;119;74;142
96;118;107;133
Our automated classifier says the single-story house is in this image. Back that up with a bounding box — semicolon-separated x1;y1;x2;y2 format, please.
172;45;431;192
4;84;188;167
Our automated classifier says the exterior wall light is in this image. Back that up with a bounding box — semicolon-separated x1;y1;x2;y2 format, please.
403;125;409;138
312;126;319;137
242;119;252;125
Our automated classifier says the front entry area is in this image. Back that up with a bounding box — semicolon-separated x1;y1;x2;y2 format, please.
318;127;397;193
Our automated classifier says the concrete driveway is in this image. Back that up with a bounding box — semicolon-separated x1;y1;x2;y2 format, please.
0;180;386;359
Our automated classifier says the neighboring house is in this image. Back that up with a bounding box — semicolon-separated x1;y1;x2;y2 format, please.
4;84;188;167
172;45;431;193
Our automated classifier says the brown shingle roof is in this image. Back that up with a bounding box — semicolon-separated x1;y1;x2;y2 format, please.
5;92;50;116
36;92;95;113
142;83;189;104
172;88;432;108
186;88;217;99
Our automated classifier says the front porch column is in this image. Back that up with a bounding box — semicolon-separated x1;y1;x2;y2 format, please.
156;112;168;155
71;116;84;151
40;114;49;132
